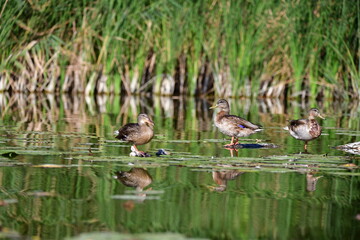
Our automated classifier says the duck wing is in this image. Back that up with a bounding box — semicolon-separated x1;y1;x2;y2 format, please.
224;115;261;130
115;123;141;141
289;119;307;129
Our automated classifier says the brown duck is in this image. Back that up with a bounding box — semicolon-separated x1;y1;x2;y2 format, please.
284;108;325;150
115;113;154;156
210;99;263;147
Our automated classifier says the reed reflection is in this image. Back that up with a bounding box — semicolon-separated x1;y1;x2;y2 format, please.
1;93;358;124
1;93;360;154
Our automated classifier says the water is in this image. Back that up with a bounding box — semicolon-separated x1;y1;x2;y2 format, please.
0;93;359;239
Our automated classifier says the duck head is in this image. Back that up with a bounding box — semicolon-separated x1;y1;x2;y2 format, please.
209;99;230;112
138;113;154;127
309;108;325;120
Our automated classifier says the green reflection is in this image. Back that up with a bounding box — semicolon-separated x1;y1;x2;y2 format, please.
0;94;359;239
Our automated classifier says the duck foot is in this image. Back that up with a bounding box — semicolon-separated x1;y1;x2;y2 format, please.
130;150;151;157
223;137;239;149
224;147;238;152
130;146;151;157
224;144;237;149
208;185;227;192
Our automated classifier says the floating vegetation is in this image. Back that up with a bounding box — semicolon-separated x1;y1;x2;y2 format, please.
26;191;56;197
70;152;359;176
31;164;96;168
0;199;18;206
66;232;191;240
111;195;161;201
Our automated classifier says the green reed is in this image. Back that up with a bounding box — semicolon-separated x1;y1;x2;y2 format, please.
0;0;358;98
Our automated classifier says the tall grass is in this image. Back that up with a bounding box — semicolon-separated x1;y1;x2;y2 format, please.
0;0;358;98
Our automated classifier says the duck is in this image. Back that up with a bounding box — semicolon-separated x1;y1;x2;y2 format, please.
210;99;263;148
115;113;154;156
284;108;325;150
212;169;244;192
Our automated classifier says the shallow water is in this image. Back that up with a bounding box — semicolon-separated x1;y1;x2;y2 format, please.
0;94;359;239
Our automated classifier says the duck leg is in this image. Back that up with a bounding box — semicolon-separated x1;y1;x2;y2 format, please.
304;141;308;150
229;149;238;157
131;145;148;157
224;137;236;148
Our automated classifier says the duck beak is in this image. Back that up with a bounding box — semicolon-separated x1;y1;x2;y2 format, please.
319;114;326;120
209;104;218;109
147;119;155;126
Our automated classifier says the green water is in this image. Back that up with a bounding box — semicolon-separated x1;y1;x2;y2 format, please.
0;94;359;240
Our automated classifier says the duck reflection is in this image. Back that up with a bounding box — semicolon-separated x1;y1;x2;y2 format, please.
228;149;238;157
211;168;244;192
114;168;153;209
306;172;322;192
115;168;153;192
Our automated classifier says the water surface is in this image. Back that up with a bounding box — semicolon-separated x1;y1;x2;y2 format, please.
0;94;359;239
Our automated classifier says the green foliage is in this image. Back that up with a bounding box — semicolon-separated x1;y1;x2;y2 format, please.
0;0;358;97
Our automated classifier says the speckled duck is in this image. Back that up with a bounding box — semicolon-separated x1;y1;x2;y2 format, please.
210;99;263;148
284;108;325;150
115;113;154;156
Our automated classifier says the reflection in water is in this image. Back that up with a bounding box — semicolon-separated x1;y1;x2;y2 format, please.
114;168;153;207
0;93;359;239
1;93;360;157
1;92;358;133
160;96;174;118
306;172;322;192
115;168;153;192
258;98;285;115
211;168;244;192
228;149;238;157
294;166;322;192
